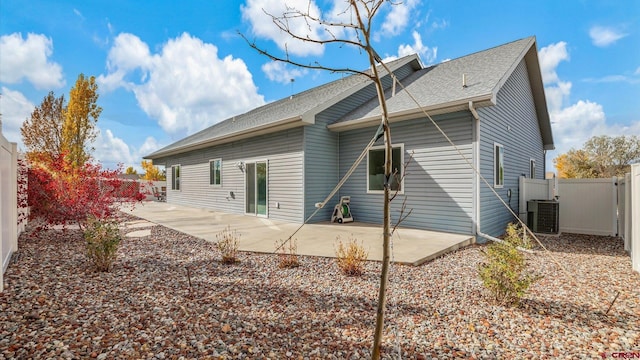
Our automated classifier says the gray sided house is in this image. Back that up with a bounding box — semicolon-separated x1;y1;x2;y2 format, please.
145;36;553;239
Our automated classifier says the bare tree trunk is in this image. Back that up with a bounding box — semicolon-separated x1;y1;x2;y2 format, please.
241;1;399;356
370;53;393;360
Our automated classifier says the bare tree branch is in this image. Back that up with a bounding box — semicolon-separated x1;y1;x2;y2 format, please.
262;7;364;48
390;150;414;202
239;32;374;78
391;196;413;235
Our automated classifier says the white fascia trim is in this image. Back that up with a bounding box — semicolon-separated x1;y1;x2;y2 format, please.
146;116;304;159
328;94;494;132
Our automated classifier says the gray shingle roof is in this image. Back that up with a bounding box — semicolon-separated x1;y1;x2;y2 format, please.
145;55;421;159
336;37;535;122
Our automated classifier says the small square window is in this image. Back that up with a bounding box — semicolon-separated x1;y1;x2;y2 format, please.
494;144;504;187
209;159;222;186
367;144;403;193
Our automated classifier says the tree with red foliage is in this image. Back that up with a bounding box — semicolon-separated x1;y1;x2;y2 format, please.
23;152;145;229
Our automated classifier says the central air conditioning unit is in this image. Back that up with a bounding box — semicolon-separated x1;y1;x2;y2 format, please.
527;200;560;234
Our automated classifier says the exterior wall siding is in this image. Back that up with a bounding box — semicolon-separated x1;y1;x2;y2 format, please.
304;111;343;223
478;59;546;237
156;128;304;222
304;62;419;222
338;112;474;234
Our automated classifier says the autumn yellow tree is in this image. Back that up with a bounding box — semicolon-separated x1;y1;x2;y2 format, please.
21;74;102;168
554;149;593;178
20;91;66;163
125;166;138;175
555;135;640;178
141;160;166;180
61;74;102;167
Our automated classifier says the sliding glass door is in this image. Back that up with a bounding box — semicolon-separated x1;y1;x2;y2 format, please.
245;161;267;216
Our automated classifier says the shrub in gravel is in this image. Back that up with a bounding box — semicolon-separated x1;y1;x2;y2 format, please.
84;216;121;272
334;235;368;276
478;222;539;305
275;237;300;268
217;225;240;264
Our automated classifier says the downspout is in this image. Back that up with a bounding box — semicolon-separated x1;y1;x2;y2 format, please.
470;101;533;253
468;100;499;243
469;101;483;240
469;101;482;240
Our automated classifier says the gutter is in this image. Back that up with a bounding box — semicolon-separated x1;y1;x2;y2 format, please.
470;100;533;253
145;115;304;159
328;94;494;132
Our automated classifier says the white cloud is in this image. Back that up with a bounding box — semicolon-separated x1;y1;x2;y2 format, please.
94;128;134;167
398;31;437;64
98;32;265;138
538;42;640;170
93;129;164;170
544;80;572;113
548;100;640;166
0;33;65;90
584;67;640;84
378;0;419;38
139;136;162;157
241;0;328;57
551;100;606;151
538;41;568;84
73;8;84;20
431;19;449;30
538;42;572;113
583;74;639;84
383;31;437;64
98;33;151;92
261;61;308;84
589;25;628;47
0;87;34;147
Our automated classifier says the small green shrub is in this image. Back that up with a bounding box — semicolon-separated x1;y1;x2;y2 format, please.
84;217;121;272
275;237;300;269
334;235;368;276
217;226;239;264
478;222;540;305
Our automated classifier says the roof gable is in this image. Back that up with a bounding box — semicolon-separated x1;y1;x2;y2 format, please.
330;37;554;150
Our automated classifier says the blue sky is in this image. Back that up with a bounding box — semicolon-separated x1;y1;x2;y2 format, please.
1;0;638;173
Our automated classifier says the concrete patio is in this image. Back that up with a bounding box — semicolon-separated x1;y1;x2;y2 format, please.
122;201;475;266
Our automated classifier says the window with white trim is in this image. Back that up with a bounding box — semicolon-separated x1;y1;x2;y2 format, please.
529;158;536;179
209;159;222;186
494;143;504;187
171;165;181;190
367;144;404;193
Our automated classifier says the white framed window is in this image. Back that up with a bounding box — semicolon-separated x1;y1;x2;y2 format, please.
171;165;181;190
494;143;504;188
529;158;536;179
367;144;404;194
209;159;222;186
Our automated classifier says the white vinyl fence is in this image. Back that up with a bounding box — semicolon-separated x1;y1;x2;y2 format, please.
0;133;18;292
518;177;557;221
630;164;639;273
558;178;618;236
520;168;639;273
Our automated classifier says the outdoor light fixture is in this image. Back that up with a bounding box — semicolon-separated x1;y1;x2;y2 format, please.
236;161;245;171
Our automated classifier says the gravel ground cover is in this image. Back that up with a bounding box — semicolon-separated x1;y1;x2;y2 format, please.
1;215;639;359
